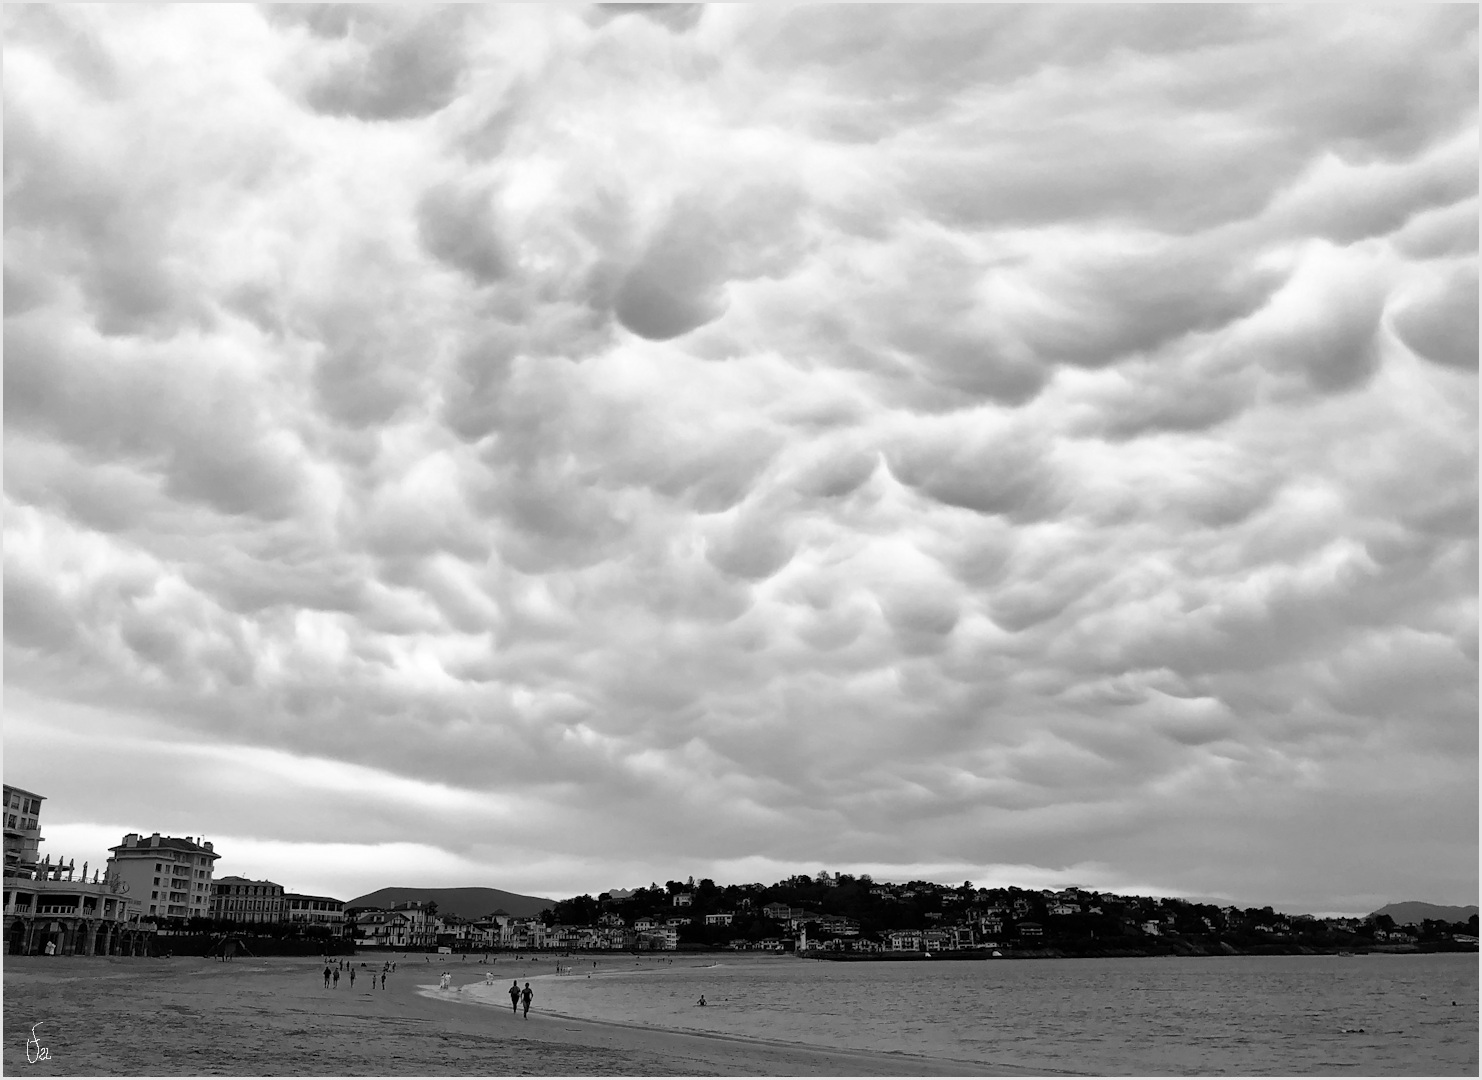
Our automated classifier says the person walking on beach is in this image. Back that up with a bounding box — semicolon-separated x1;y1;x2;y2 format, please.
380;971;387;990
333;968;340;989
521;982;533;1018
349;967;355;988
323;965;331;988
509;980;521;1013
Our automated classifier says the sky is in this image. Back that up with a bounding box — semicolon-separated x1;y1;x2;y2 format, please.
4;5;1477;918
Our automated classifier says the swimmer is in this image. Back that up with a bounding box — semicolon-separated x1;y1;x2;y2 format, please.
697;995;706;1006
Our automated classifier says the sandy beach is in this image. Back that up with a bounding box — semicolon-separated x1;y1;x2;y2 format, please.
2;954;1042;1076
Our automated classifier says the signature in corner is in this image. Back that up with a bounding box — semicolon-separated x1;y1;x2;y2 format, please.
25;1022;52;1064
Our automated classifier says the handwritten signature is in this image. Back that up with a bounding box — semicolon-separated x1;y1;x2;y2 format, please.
25;1022;52;1063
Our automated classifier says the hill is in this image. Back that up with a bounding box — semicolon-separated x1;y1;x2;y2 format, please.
346;886;556;921
1369;901;1478;925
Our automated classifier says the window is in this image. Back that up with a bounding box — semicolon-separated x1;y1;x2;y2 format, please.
6;815;14;828
153;877;159;885
151;891;158;899
155;863;162;872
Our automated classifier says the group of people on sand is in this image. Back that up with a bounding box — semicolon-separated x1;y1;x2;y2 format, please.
322;958;392;991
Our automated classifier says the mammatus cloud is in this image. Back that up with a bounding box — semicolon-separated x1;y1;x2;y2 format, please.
4;5;1476;915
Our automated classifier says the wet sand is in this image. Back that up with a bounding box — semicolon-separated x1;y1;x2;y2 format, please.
2;954;1041;1076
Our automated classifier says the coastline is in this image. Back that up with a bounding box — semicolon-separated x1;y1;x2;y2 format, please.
2;954;1048;1076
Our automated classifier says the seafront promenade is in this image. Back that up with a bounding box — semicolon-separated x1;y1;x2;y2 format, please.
1;954;1027;1076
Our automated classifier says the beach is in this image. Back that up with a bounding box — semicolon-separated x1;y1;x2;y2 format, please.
1;954;1029;1076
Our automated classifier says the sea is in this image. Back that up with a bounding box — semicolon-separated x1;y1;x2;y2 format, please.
459;951;1478;1075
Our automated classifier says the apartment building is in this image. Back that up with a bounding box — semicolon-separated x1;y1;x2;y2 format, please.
106;833;219;922
284;893;345;929
212;876;285;924
2;784;45;877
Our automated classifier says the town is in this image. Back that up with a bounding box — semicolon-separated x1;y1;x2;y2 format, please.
5;783;1476;959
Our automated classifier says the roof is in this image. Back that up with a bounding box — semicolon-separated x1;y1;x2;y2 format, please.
109;834;219;858
214;876;283;888
284;892;345;904
3;785;45;801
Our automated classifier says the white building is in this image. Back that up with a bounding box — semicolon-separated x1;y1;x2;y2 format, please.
106;833;219;922
285;893;345;929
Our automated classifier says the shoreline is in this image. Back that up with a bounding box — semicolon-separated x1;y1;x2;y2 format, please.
2;954;1048;1076
416;972;1073;1077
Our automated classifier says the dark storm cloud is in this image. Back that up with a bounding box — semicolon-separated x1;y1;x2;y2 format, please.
3;5;1475;912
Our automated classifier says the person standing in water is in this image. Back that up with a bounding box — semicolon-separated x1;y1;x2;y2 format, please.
521;982;533;1018
508;980;521;1012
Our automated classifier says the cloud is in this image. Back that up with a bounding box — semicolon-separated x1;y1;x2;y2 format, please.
290;7;471;121
1390;261;1480;371
2;7;1475;915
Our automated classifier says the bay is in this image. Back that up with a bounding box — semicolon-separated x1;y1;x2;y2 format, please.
466;952;1478;1075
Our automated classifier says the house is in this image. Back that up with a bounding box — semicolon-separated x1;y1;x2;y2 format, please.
886;930;922;951
1141;921;1162;936
673;892;693;907
635;928;678;951
922;929;954;951
1048;902;1080;916
703;912;734;926
665;916;691;928
763;902;792;921
353;909;411;947
634;916;658;931
1017;922;1044;938
818;914;859;935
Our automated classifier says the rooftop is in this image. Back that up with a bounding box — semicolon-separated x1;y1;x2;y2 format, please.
111;832;218;857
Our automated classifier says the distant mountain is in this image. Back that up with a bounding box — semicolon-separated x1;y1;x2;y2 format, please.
346;886;556;921
1370;901;1478;925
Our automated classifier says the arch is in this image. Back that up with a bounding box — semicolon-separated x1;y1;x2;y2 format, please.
8;917;30;954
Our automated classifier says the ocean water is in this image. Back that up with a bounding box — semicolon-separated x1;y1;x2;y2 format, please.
459;952;1478;1075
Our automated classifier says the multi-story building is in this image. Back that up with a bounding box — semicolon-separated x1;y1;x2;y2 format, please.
635;928;678;950
4;860;152;956
283;893;345;929
106;833;219;922
3;785;45;877
351;909;411;948
212;876;285;925
389;900;439;947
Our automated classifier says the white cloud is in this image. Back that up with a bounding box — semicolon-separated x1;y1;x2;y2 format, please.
4;6;1475;914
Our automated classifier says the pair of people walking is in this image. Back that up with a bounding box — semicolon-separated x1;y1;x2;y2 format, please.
508;980;533;1018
